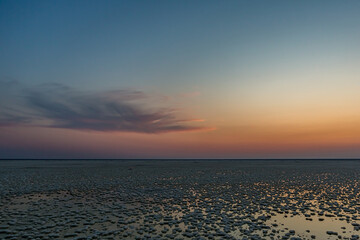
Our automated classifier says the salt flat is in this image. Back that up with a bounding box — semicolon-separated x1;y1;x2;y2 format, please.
0;160;359;240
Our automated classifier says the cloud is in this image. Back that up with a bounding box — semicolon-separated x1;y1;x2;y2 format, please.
0;81;211;133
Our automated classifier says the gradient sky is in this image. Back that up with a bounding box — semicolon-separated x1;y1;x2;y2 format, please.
1;0;360;159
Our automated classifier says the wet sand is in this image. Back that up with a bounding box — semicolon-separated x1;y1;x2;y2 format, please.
0;160;359;239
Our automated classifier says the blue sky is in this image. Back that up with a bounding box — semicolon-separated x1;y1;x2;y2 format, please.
2;0;359;90
1;0;360;158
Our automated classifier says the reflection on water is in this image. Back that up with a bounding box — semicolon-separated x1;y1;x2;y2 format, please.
266;213;358;239
0;160;359;239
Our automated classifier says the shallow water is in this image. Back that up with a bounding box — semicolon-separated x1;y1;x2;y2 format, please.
0;160;359;239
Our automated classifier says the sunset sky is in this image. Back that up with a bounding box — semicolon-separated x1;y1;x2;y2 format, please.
1;0;360;159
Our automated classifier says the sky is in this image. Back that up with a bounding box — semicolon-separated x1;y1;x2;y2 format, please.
1;0;360;159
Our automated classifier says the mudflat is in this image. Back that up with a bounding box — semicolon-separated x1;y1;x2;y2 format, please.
0;160;359;239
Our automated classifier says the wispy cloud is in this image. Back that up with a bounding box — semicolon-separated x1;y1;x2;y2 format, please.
0;80;212;133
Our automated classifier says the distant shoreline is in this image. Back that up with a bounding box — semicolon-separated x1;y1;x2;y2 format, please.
1;158;360;161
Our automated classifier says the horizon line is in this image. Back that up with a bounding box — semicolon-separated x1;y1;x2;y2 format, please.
1;158;360;161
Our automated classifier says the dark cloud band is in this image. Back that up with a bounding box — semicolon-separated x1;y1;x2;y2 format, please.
0;81;209;133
